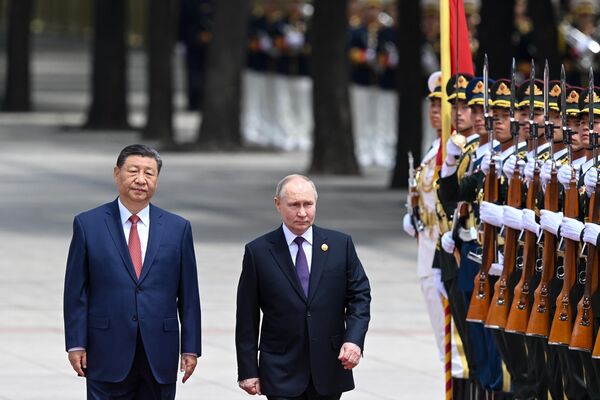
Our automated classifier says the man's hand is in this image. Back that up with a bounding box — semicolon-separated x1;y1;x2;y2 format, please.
68;350;87;377
238;377;262;395
338;342;362;370
180;354;198;383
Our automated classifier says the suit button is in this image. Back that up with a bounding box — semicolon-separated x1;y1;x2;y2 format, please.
306;311;311;318
136;287;143;293
132;315;138;321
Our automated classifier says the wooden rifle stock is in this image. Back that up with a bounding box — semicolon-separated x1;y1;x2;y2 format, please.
526;167;559;337
466;161;499;323
505;167;541;334
548;175;580;345
485;165;522;329
573;182;600;352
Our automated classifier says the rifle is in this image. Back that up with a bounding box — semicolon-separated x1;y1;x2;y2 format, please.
486;58;521;329
506;60;541;334
548;73;587;346
467;55;498;323
574;68;599;352
527;60;559;337
406;151;424;237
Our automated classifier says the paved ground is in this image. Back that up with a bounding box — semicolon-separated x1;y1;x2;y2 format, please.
0;34;443;399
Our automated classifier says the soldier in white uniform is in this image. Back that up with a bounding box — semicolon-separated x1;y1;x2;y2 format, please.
403;71;465;383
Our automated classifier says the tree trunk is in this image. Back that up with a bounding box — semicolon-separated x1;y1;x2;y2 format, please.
390;0;422;188
309;0;359;175
143;0;176;142
84;0;129;130
528;0;559;75
196;0;250;149
475;0;515;77
3;0;33;112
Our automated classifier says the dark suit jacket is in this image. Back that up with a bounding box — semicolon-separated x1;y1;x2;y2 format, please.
63;199;202;384
235;225;371;397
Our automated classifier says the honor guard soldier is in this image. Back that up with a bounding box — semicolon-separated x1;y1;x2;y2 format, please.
348;0;381;86
565;84;600;398
402;71;467;395
478;77;536;400
438;73;505;398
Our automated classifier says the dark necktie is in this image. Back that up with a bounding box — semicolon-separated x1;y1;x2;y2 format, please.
293;236;310;296
128;215;143;278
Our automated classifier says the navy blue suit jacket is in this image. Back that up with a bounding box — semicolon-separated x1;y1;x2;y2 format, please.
236;225;371;397
63;199;202;384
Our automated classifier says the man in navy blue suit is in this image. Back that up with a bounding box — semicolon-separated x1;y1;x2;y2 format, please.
236;175;371;400
63;144;202;400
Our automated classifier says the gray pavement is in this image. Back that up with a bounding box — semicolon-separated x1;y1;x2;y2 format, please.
0;34;443;399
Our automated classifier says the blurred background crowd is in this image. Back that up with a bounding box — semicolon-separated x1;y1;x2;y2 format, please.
1;0;600;182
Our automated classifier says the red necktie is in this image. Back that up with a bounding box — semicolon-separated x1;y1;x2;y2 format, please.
128;215;143;278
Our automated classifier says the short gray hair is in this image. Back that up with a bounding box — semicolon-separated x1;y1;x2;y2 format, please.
275;174;318;199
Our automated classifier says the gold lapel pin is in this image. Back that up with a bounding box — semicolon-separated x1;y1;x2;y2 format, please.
321;244;329;252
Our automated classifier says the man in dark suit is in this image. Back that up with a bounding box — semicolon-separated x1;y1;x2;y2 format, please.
63;144;202;400
236;174;371;400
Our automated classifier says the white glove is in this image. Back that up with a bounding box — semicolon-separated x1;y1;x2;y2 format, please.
441;231;455;254
539;210;563;235
502;155;518;180
504;206;524;230
558;164;579;189
522;209;540;235
432;268;448;298
258;35;273;51
445;137;462;164
524;159;537;182
480;201;504;227
583;222;600;245
284;30;305;49
489;262;504;276
481;153;501;177
585;168;598;196
403;214;416;237
540;160;553;187
561;217;584;241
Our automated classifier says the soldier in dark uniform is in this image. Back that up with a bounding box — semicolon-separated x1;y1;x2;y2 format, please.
348;0;381;86
247;0;278;73
179;0;212;111
438;73;505;398
376;12;398;91
563;86;600;399
272;0;310;77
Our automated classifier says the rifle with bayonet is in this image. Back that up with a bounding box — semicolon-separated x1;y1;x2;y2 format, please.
406;151;424;237
527;60;559;338
506;59;541;334
467;55;498;323
548;69;586;346
486;58;522;329
573;68;599;352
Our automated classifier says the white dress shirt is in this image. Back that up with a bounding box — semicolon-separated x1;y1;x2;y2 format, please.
282;224;313;272
118;198;150;263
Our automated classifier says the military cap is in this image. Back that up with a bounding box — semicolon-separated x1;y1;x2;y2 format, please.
490;79;512;109
516;79;544;110
579;86;600;115
573;0;596;15
465;77;494;107
446;73;473;102
548;80;562;112
564;86;583;116
427;71;442;99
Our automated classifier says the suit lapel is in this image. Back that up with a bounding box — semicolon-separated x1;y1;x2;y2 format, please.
138;204;164;284
104;200;137;282
269;227;307;301
308;226;328;304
